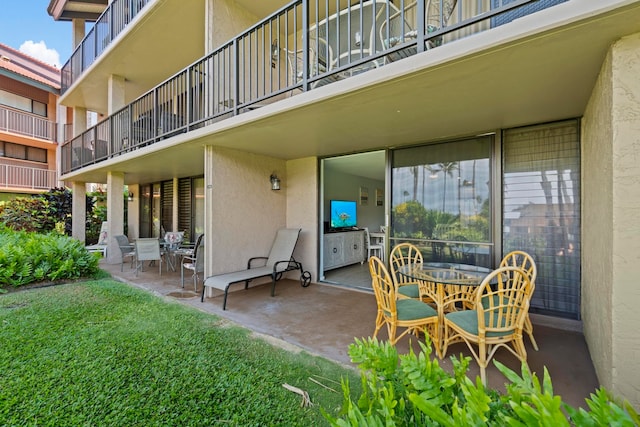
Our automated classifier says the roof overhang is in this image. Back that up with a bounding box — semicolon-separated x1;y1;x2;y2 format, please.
47;0;108;22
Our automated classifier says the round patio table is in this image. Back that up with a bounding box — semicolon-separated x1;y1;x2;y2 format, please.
398;262;495;357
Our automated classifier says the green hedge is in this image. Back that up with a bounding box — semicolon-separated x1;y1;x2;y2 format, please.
0;226;100;290
323;337;639;426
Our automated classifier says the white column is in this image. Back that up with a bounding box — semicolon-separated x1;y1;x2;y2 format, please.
205;0;214;53
72;19;86;49
108;74;126;115
173;177;179;232
204;145;215;296
73;106;87;137
127;184;140;240
71;181;86;243
106;172;125;264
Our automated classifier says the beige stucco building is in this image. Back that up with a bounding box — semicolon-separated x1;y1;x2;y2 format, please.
49;0;640;408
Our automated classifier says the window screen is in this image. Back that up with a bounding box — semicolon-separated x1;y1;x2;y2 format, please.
502;119;580;319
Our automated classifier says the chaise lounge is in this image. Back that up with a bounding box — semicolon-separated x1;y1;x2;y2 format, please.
202;228;311;310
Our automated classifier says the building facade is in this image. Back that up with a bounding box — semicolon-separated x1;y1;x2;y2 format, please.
49;0;640;407
0;44;60;200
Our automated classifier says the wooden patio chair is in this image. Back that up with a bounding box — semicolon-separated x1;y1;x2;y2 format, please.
442;266;533;385
500;250;538;350
389;242;423;300
369;256;440;352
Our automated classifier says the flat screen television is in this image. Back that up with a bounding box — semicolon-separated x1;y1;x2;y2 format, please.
330;200;357;229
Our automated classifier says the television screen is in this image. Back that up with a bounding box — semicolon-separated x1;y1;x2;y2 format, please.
330;200;357;229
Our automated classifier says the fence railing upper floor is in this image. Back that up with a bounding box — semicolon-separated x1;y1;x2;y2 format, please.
0;163;58;191
0;105;57;142
60;0;567;175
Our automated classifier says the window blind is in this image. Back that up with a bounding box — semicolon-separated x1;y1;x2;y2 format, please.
502;119;581;319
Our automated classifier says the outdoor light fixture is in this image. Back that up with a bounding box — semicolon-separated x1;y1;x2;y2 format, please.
270;174;281;191
128;192;134;202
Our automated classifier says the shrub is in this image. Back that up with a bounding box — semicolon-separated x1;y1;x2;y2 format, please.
0;226;100;290
323;337;639;426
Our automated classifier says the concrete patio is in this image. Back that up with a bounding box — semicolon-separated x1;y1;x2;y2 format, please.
100;258;599;410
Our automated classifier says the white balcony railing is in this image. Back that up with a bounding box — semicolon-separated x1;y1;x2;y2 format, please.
0;163;58;191
0;105;57;142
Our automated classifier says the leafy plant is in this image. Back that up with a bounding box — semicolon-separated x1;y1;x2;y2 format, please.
0;226;100;289
324;337;639;426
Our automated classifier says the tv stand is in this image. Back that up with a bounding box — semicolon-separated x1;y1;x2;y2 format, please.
323;230;365;271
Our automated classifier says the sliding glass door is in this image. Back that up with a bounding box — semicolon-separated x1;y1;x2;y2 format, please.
391;136;494;267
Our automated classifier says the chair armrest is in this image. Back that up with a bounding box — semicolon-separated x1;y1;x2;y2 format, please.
248;257;268;269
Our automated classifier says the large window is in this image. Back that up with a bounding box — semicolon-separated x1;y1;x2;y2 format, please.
391;136;493;266
502;119;581;319
0;142;47;163
0;89;47;117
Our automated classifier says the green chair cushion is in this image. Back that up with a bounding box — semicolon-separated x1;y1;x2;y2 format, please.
397;298;437;321
398;284;420;299
445;310;513;337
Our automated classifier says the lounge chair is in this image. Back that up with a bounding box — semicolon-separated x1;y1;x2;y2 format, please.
202;228;311;310
86;221;108;257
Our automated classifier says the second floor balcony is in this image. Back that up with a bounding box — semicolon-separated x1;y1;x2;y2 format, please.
0;163;58;191
62;0;615;176
0;105;57;142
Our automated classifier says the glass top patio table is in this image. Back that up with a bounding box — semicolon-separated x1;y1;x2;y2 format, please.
399;262;495;313
399;262;493;285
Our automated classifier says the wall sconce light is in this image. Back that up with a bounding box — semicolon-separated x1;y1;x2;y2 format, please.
128;192;134;202
270;174;281;191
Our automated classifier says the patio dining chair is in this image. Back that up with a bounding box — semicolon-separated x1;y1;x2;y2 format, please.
369;256;440;352
442;266;533;385
134;238;164;276
500;250;538;350
181;233;204;292
114;234;135;272
389;242;423;301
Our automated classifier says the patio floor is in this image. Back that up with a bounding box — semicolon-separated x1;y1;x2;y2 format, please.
100;259;599;409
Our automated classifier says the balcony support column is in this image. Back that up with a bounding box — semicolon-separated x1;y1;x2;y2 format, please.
73;106;87;138
204;0;214;53
106;171;125;264
72;19;86;50
108;74;126;115
71;181;86;243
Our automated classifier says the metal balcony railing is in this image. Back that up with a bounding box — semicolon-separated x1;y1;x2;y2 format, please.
0;163;58;191
60;0;566;175
61;0;151;92
0;105;57;142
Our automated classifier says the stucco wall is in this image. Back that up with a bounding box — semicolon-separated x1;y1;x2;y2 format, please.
212;0;257;48
207;146;286;275
286;157;319;282
582;32;640;408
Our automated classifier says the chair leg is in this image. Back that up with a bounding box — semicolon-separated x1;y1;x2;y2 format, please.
181;265;185;288
524;315;539;351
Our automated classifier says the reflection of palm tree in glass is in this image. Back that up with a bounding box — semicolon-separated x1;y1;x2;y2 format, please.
429;162;458;212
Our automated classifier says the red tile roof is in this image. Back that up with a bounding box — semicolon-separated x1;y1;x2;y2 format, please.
0;43;61;90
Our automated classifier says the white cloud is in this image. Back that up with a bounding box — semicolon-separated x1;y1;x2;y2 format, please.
19;40;61;68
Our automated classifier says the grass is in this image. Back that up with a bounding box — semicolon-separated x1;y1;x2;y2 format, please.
0;279;359;426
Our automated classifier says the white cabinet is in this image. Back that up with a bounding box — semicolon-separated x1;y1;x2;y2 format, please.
323;230;365;271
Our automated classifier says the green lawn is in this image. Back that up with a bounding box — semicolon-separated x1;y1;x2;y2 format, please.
0;280;358;426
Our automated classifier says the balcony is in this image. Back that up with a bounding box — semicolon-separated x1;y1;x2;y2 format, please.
0;163;58;191
61;0;569;175
0;105;57;142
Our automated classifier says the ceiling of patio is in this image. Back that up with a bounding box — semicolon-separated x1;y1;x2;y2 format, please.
62;1;640;185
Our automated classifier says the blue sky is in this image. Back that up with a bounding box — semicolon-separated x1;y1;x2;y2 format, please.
0;0;73;68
